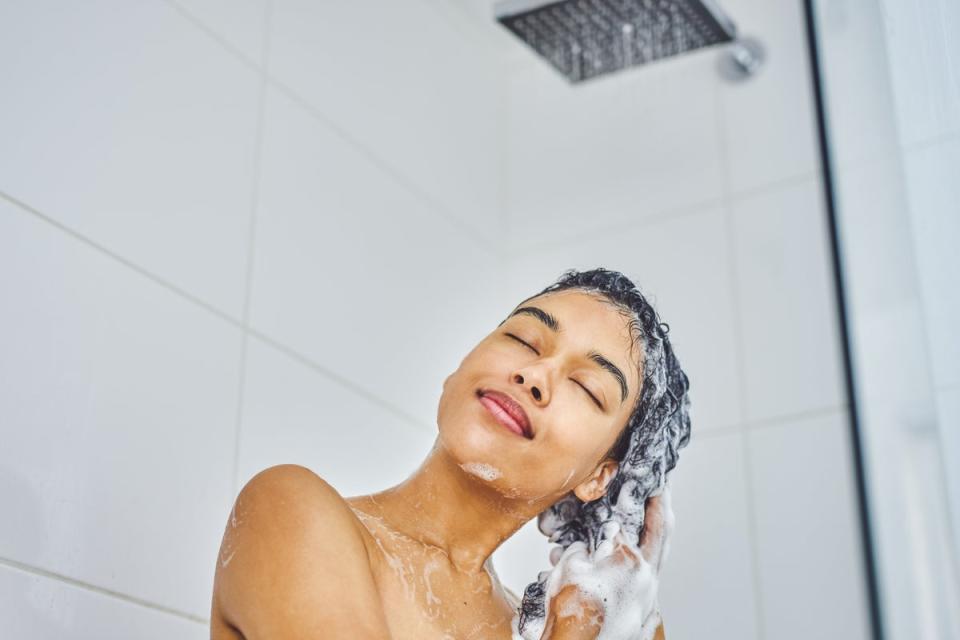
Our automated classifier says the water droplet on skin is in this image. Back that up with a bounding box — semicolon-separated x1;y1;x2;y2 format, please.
219;549;236;568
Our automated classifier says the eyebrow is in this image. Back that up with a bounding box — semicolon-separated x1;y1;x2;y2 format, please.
500;305;629;405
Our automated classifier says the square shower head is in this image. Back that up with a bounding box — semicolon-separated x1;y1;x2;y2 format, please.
495;0;738;83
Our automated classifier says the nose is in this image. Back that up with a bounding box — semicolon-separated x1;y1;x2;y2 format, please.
513;368;549;405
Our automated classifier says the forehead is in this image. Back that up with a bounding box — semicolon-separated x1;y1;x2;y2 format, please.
519;289;628;328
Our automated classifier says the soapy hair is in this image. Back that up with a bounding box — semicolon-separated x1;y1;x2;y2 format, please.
513;268;692;634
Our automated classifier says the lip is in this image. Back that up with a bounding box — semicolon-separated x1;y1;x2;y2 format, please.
476;388;534;439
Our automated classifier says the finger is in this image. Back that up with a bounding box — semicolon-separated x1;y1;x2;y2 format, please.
640;485;673;571
639;494;663;568
594;528;640;569
550;545;564;567
549;584;603;623
594;520;624;561
613;536;642;566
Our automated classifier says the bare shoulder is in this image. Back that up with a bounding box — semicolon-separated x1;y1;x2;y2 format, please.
212;464;390;639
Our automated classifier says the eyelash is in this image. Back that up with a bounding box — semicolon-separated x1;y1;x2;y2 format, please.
504;332;603;410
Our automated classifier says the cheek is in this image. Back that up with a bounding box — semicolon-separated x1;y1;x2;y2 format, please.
558;426;608;462
436;372;469;430
539;409;614;467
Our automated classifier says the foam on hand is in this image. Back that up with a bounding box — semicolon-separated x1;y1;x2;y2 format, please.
512;485;674;640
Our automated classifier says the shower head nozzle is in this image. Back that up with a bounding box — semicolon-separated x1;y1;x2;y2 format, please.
495;0;738;83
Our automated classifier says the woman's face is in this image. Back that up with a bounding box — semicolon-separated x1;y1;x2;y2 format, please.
437;289;643;503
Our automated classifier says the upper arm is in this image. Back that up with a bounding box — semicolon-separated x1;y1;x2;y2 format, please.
213;464;392;639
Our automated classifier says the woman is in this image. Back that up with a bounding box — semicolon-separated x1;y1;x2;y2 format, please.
210;268;691;639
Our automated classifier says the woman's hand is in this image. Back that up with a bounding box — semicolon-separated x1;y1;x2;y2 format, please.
539;485;674;640
541;582;605;640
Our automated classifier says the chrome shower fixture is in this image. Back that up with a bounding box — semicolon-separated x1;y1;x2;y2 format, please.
495;0;740;83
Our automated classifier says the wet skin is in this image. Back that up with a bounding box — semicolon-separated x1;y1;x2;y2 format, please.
211;290;666;639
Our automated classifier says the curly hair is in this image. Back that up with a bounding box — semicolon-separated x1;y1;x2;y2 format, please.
512;267;692;635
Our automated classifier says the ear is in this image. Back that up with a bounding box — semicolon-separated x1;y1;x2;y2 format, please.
573;459;619;503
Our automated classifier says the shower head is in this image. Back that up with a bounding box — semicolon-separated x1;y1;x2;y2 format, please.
495;0;738;83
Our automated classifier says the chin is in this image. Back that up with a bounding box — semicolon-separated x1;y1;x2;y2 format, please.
437;384;528;467
439;413;499;459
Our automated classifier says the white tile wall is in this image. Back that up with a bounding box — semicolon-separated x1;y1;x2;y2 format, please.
266;0;502;240
170;0;270;64
903;137;960;390
881;0;960;145
935;386;960;563
236;336;437;494
0;563;207;640
813;0;903;172
903;127;960;596
731;177;846;423
0;0;262;319
491;517;554;598
747;410;871;640
503;55;724;248
249;87;505;431
659;432;762;640
0;0;876;634
0;200;242;619
718;0;820;193
503;207;743;433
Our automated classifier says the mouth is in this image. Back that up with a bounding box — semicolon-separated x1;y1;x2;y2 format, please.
476;388;534;440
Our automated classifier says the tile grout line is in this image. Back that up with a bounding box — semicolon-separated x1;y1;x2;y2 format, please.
160;0;500;261
0;189;242;331
418;0;506;51
0;190;435;448
901;127;960;153
507;168;818;257
515;193;727;254
727;169;818;203
743;402;849;431
936;382;960;394
159;0;261;73
693;401;851;442
497;55;510;263
262;76;502;258
0;555;208;626
496;54;511;295
246;328;433;435
714;74;768;640
231;0;274;498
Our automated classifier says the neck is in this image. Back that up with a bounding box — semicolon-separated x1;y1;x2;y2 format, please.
360;437;552;576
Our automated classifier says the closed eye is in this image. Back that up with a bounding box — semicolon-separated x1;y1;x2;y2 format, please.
573;380;603;410
505;332;539;355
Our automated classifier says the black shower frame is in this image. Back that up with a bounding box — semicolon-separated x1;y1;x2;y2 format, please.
801;2;885;639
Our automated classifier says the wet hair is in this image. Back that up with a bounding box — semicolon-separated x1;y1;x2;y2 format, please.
513;267;692;634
